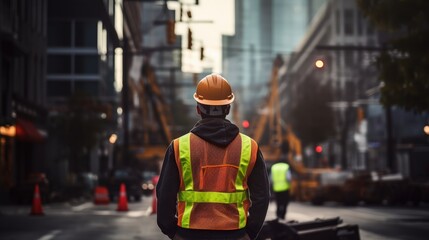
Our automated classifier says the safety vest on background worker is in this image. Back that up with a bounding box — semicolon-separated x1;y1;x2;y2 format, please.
271;162;290;192
174;132;258;230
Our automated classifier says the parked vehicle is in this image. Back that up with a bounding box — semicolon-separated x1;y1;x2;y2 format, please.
141;171;157;196
102;168;144;202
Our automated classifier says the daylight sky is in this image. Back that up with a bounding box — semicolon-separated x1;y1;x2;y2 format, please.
168;0;234;73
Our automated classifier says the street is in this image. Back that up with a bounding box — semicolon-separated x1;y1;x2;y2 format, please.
1;197;429;240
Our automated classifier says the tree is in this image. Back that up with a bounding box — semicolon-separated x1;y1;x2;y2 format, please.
50;91;107;173
356;0;429;113
288;77;335;146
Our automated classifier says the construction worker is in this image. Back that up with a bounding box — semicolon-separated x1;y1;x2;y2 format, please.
270;159;292;220
157;74;270;240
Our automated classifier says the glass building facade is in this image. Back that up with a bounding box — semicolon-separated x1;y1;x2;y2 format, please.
223;0;327;119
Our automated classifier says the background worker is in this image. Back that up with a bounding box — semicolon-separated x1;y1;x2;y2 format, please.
156;74;270;240
270;159;292;220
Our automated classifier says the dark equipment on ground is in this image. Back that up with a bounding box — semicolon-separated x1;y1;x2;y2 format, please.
257;217;360;240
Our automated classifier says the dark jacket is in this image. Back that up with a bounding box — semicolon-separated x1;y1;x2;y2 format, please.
157;118;270;240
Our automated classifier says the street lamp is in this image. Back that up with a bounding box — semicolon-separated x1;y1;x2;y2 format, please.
109;133;118;144
315;59;324;69
424;125;429;135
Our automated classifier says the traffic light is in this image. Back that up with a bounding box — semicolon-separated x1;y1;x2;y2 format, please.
315;145;323;153
187;28;193;50
200;46;204;60
166;19;176;45
242;120;250;129
179;4;183;21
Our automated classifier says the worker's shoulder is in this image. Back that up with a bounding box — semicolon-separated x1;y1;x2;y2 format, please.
239;133;258;145
173;132;192;141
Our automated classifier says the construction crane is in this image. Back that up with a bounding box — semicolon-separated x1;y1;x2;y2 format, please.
249;55;353;204
130;61;173;162
250;55;284;162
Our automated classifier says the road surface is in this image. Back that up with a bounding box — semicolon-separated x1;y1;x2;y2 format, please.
1;197;429;239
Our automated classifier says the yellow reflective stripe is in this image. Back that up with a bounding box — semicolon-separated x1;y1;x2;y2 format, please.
179;133;193;191
236;134;251;191
236;134;251;228
179;133;194;228
179;191;248;203
182;201;193;228
237;201;246;228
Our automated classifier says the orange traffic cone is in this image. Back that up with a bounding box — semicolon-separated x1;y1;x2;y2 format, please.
151;188;157;215
30;184;44;216
116;183;129;211
151;176;159;215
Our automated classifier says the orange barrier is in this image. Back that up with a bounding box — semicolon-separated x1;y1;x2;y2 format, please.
151;176;159;215
94;186;110;205
116;183;129;211
30;184;44;216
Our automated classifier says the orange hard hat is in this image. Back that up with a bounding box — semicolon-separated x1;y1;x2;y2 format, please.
193;74;235;105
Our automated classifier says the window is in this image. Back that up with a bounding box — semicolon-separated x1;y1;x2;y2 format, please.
75;55;99;74
357;12;363;35
345;51;354;66
344;9;354;35
336;10;341;34
47;55;71;74
75;21;97;47
75;81;99;96
47;20;71;47
367;21;375;35
47;81;71;97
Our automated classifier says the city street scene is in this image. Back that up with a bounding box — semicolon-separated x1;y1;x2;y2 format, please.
1;0;429;239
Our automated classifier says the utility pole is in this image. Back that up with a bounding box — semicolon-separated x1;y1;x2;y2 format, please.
385;104;395;172
122;42;130;167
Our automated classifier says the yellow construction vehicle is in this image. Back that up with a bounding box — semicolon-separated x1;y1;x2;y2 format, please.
252;58;429;207
129;61;173;165
250;56;283;162
250;56;358;205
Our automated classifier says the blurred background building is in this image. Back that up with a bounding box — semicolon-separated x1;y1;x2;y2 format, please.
0;0;48;203
0;0;143;203
280;0;429;178
45;0;142;187
222;0;328;121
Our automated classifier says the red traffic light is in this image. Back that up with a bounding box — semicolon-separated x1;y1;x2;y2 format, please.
200;47;204;60
166;20;176;45
315;145;323;153
242;120;250;129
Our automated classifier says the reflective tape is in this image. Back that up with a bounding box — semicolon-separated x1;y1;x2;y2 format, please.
178;191;248;203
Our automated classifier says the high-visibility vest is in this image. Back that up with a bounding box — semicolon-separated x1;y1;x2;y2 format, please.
173;132;258;230
271;162;290;192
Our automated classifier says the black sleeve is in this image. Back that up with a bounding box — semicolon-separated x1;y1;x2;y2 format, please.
246;149;270;240
156;143;179;239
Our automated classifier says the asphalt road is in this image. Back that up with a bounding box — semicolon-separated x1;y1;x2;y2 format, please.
0;196;169;240
1;197;429;239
